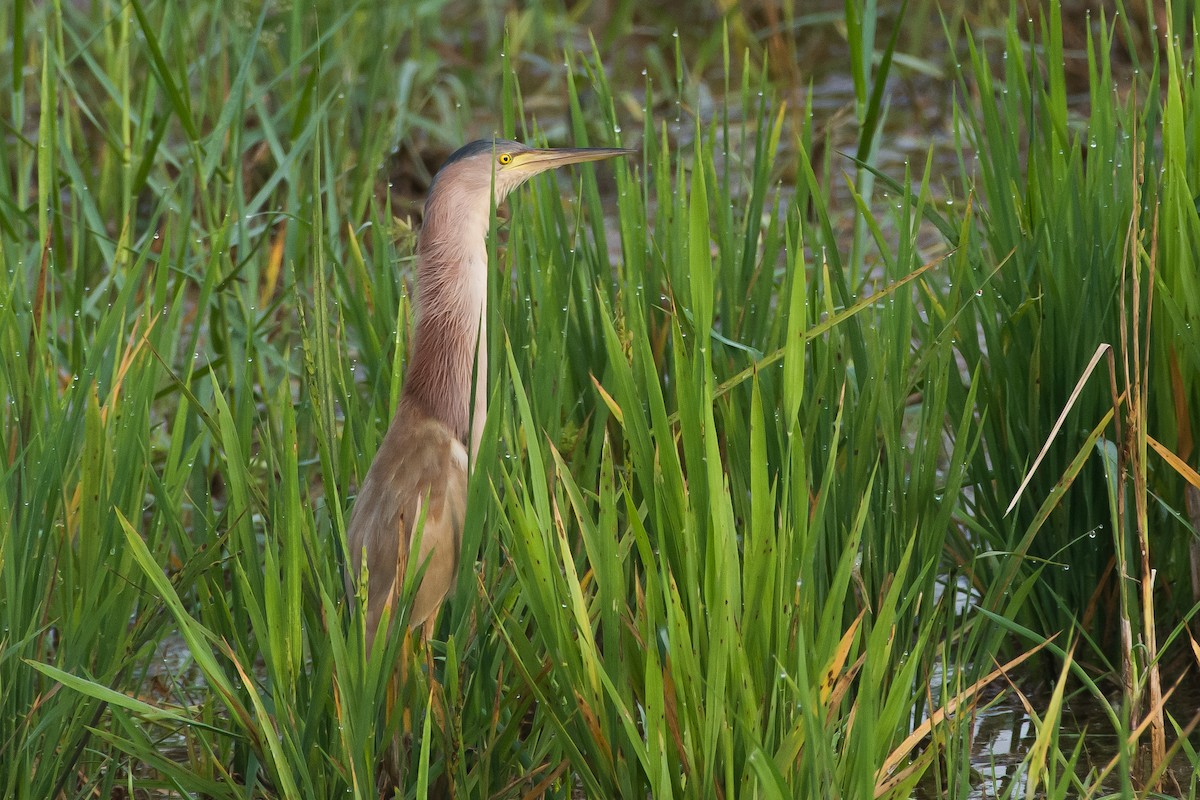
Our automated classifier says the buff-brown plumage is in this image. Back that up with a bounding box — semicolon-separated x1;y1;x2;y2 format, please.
346;398;468;642
345;139;632;645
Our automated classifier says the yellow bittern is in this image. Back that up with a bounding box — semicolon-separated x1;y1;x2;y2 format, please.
346;139;632;645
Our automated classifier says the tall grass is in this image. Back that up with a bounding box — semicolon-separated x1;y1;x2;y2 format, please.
936;0;1200;793
1;0;1198;797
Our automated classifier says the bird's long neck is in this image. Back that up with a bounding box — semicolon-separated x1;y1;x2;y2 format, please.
401;197;490;462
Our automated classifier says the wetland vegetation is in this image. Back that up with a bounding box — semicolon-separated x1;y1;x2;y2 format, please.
2;0;1199;797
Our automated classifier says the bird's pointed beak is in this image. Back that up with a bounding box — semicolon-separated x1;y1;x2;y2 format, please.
514;146;636;172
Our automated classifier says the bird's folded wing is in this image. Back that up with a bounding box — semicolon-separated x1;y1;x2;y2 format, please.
346;406;468;643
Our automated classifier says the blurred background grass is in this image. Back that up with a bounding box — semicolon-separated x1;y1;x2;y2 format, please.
1;0;1199;797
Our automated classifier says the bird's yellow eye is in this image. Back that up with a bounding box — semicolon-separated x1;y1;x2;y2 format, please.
498;153;512;165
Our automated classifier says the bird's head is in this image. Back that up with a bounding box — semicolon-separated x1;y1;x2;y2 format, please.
428;138;634;211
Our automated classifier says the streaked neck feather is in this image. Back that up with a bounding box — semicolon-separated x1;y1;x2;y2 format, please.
401;193;490;460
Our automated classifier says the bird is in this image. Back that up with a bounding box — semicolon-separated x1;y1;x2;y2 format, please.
346;138;633;647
